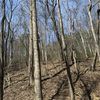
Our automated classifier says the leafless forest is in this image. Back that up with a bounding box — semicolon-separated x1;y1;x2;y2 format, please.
0;0;100;100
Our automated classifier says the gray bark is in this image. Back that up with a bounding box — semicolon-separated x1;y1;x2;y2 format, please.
57;0;75;100
88;0;100;61
32;0;43;99
28;0;34;86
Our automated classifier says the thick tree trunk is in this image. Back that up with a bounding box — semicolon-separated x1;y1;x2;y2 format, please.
28;0;34;86
32;0;43;100
28;33;33;86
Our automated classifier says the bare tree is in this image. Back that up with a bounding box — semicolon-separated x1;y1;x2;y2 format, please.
88;0;100;70
57;0;75;99
41;0;48;64
28;0;34;86
79;26;88;58
46;0;65;61
32;0;43;99
0;0;5;100
97;2;100;51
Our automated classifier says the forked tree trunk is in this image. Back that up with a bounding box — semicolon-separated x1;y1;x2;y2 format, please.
91;3;100;71
57;0;75;100
32;0;43;100
46;0;64;61
51;15;64;61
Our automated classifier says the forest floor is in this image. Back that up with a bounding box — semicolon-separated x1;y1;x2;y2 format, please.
4;59;100;100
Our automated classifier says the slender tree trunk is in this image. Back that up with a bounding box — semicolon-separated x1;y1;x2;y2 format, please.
97;3;100;51
87;42;92;56
72;50;77;72
51;15;64;61
0;0;5;100
57;0;75;100
9;36;13;64
91;3;100;71
5;36;14;86
9;25;14;66
91;52;97;71
32;0;43;99
44;4;47;64
79;31;88;58
88;0;100;62
46;0;64;61
4;43;7;66
41;31;47;64
5;21;11;67
86;29;93;56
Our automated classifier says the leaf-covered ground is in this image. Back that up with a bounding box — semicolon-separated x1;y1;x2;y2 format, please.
4;59;100;100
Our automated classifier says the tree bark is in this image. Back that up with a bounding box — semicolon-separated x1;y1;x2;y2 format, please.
0;0;5;100
28;0;34;86
43;2;47;64
79;31;88;58
57;0;75;100
88;0;100;62
32;0;43;99
46;0;64;61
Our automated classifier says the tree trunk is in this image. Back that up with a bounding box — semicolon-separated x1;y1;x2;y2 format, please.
0;0;5;100
79;31;88;58
57;0;75;100
43;3;47;64
91;5;100;69
32;0;43;100
72;50;77;72
88;0;100;62
97;3;100;46
46;0;64;61
92;52;97;71
28;0;34;86
51;15;64;61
